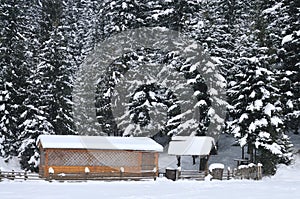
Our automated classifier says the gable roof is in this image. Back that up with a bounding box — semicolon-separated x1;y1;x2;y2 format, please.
37;135;163;152
167;136;216;156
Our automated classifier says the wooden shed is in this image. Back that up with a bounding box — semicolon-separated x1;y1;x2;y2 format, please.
168;136;216;171
37;135;163;180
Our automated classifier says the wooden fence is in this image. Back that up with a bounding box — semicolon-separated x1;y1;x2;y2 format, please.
0;170;40;181
46;170;157;181
164;164;263;181
233;163;263;180
174;168;234;181
0;164;262;182
0;169;157;182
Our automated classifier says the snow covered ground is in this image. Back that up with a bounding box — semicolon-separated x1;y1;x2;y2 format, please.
0;154;300;199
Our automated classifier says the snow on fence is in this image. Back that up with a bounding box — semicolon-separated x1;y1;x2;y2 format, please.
0;170;40;181
233;163;263;180
164;163;263;181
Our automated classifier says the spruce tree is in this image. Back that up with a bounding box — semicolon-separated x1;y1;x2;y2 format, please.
36;0;76;136
85;0;225;139
228;0;293;174
0;0;33;159
279;0;300;134
16;0;55;171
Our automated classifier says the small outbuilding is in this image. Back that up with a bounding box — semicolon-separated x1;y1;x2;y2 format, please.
37;135;163;180
168;136;216;171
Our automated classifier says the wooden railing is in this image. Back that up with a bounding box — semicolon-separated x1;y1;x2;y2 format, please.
164;164;263;181
0;170;40;181
46;170;157;181
0;169;157;182
0;164;262;182
179;170;207;180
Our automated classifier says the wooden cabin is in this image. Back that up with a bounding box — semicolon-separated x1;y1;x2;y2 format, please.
37;135;163;180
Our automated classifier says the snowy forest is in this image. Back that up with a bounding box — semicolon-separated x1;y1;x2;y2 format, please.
0;0;299;175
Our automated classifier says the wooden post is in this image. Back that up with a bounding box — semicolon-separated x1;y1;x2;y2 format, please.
242;146;245;159
257;163;262;180
192;155;196;165
0;169;2;182
11;170;15;180
153;167;157;181
176;156;181;167
24;171;28;181
227;167;231;180
45;150;49;178
176;167;181;181
199;156;208;171
155;152;159;177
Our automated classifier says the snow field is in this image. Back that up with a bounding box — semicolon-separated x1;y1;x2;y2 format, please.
1;155;300;199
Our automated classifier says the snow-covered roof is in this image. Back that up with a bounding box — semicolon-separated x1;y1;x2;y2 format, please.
37;135;163;152
167;136;216;156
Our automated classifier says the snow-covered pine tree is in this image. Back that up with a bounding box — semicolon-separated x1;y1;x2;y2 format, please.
15;1;57;171
0;0;34;159
179;0;230;136
84;0;226;139
18;0;97;171
279;0;300;134
36;0;76;136
65;0;98;68
228;0;293;174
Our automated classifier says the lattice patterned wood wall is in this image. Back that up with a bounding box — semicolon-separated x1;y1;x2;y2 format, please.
47;149;140;167
39;148;158;178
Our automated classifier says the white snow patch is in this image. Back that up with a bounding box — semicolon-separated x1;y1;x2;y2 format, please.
232;126;241;137
240;134;248;147
195;100;207;107
258;132;270;139
266;143;283;155
249;91;256;98
209;163;224;172
286;100;294;108
282;34;293;45
0;104;5;111
121;2;127;9
37;135;163;152
210;56;223;65
286;70;294;76
286;91;293;96
48;167;54;174
133;91;146;101
264;103;276;117
254;100;263;110
239;113;248;123
255;118;268;127
209;88;218;95
249;122;256;133
0;157;22;171
263;3;282;14
271;116;283;127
